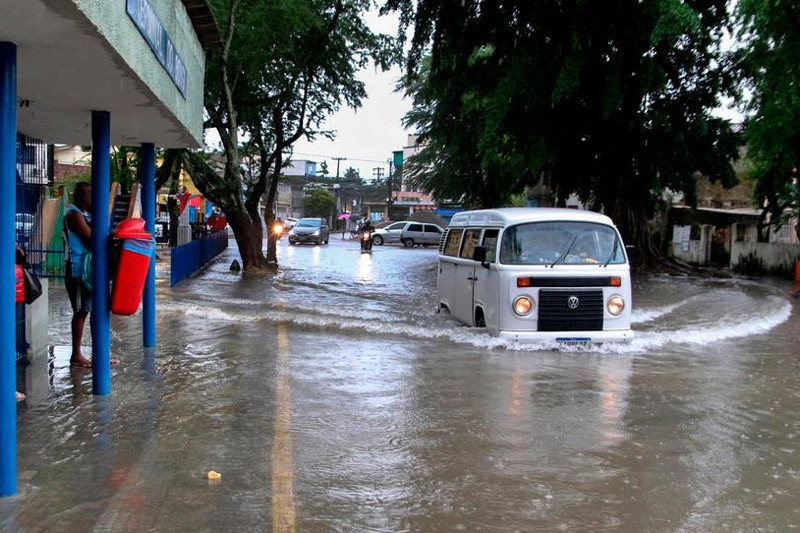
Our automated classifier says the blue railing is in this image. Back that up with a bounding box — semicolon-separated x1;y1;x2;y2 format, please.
170;231;228;286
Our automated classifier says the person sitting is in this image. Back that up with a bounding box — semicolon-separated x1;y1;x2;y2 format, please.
361;218;374;233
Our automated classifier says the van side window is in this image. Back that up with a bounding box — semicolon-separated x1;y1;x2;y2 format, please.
407;223;424;233
459;228;482;259
482;229;499;262
443;229;463;256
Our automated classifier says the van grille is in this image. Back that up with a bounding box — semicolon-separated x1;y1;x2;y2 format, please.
538;289;603;331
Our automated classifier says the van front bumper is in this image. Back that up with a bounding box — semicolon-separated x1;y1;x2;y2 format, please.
497;329;634;344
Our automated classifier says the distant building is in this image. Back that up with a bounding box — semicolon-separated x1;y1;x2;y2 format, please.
401;134;422;192
285;160;317;178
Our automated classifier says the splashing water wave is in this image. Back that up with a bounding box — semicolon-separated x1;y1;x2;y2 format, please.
159;288;792;354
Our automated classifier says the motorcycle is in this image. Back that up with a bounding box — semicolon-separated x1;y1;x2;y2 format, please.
271;221;286;240
360;228;374;253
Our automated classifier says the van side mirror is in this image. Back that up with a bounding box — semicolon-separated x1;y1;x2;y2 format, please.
625;244;637;265
473;246;490;269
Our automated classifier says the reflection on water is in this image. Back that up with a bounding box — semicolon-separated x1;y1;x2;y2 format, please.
272;324;295;533
11;240;800;531
357;252;372;282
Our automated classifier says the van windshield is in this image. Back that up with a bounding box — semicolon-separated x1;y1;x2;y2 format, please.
499;221;625;265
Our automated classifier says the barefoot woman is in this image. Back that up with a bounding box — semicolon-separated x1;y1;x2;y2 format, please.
64;182;93;368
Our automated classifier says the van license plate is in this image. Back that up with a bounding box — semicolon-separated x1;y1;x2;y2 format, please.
556;337;591;346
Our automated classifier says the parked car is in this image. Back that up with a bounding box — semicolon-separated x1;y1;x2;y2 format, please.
288;217;329;245
372;221;445;247
371;221;409;245
399;222;444;247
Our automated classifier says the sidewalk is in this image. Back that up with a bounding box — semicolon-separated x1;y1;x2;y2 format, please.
4;247;256;531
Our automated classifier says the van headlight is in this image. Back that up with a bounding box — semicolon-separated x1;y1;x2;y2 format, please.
607;295;625;316
513;296;534;316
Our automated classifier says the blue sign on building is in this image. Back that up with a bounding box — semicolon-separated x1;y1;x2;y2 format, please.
126;0;188;97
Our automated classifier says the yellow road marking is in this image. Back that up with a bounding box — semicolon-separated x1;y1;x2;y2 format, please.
272;323;295;532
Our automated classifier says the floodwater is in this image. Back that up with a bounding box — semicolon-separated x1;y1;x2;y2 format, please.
5;235;800;532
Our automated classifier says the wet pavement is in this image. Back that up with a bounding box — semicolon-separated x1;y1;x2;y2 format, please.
4;234;800;531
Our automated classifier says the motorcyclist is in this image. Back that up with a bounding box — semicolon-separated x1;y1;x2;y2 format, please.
360;217;374;252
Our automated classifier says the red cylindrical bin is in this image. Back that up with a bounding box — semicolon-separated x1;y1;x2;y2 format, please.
15;264;25;304
111;218;154;315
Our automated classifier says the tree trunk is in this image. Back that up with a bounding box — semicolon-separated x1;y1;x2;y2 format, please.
227;209;264;270
179;149;269;270
263;145;283;267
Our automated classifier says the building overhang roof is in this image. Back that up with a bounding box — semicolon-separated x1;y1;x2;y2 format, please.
181;0;221;49
1;0;217;148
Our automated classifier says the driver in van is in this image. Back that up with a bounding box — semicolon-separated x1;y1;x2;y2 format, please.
570;235;599;264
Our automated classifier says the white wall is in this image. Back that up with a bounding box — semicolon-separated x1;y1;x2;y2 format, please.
670;224;711;265
730;241;800;270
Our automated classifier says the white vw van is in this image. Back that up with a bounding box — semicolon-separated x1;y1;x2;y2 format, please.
437;208;634;343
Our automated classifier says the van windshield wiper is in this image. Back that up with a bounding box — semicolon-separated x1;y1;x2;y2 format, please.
602;239;619;268
549;234;578;267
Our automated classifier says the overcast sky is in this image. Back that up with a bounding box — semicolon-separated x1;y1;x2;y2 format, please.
290;62;412;180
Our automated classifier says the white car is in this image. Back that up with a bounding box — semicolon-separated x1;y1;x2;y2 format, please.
371;221;408;245
372;221;444;247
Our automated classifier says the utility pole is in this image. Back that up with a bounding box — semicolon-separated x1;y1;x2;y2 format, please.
333;157;346;179
372;167;384;182
387;158;394;219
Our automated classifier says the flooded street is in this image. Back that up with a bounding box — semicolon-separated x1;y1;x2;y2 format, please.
6;235;800;532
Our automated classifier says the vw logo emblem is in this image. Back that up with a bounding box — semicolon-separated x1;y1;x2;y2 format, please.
567;296;580;310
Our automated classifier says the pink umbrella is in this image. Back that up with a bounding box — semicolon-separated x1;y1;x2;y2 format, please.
337;213;352;220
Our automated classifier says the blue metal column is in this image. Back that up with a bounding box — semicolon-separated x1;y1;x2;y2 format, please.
0;42;17;497
91;111;111;395
140;143;156;348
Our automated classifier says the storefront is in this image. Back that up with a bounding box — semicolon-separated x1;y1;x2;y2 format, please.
0;0;218;496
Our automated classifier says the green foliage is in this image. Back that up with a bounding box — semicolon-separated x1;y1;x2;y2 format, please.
735;0;800;230
111;147;138;193
389;0;738;253
343;167;360;181
303;187;336;218
506;194;528;208
194;0;399;267
318;161;330;179
733;250;764;277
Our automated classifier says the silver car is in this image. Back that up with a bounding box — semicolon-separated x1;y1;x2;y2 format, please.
400;222;444;247
371;221;409;245
288;217;329;245
372;221;444;247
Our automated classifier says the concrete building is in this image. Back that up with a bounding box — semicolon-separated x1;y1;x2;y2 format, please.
1;0;218;496
285;159;317;178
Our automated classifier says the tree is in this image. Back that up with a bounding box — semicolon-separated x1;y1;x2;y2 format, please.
734;0;800;241
343;166;360;181
389;0;739;261
318;161;330;179
304;187;336;218
180;0;397;270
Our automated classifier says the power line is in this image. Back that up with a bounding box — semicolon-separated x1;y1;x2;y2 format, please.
291;151;388;165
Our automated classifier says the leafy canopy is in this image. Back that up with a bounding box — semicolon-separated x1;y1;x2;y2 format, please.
734;0;800;234
387;0;738;251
